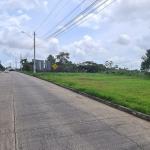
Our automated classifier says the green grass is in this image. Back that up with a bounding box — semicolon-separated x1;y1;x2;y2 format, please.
26;72;150;115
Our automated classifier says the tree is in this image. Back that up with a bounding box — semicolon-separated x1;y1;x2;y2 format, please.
21;59;33;71
78;61;106;73
82;61;97;66
56;52;70;65
141;49;150;72
47;55;55;65
105;61;113;69
0;62;5;71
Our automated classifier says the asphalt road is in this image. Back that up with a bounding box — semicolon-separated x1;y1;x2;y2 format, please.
0;72;150;150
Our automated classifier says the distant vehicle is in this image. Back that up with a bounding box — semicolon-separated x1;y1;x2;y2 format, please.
4;70;9;73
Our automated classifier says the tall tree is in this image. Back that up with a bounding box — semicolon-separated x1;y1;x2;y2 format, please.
47;55;55;65
21;59;33;71
56;52;70;65
141;49;150;72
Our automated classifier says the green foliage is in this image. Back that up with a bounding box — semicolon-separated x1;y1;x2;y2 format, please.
105;60;113;68
47;55;55;65
56;52;70;65
77;61;106;73
30;72;150;115
0;63;5;71
141;49;150;72
21;59;33;71
21;51;146;74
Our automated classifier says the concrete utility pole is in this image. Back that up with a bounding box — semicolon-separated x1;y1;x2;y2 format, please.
15;58;17;69
20;54;22;71
21;31;37;73
33;32;36;73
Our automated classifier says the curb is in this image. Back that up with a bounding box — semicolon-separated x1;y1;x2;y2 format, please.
24;73;150;122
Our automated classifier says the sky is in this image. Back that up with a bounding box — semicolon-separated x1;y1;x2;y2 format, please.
0;0;150;69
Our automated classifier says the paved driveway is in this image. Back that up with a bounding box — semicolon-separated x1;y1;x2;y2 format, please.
0;72;150;150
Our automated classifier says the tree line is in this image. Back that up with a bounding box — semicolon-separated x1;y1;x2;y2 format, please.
21;52;107;73
20;49;150;74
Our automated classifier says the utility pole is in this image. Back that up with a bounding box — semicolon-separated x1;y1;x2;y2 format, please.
33;32;36;73
15;58;17;70
21;30;36;73
20;54;22;71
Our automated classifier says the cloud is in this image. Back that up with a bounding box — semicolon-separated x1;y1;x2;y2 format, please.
0;12;31;32
116;34;131;45
64;35;108;63
43;0;48;7
0;0;46;11
77;0;112;30
113;0;150;22
77;0;150;30
62;35;142;69
0;32;60;59
0;12;60;64
0;12;32;49
79;13;102;30
136;35;150;50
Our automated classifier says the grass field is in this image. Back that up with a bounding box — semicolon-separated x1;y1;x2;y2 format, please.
28;72;150;115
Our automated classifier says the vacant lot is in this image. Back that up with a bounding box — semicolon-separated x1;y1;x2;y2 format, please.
29;72;150;115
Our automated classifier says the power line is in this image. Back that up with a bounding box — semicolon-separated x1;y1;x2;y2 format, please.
52;0;115;38
77;0;116;26
46;0;112;39
35;0;65;32
44;0;102;38
52;0;109;37
43;0;86;37
53;0;116;38
20;31;33;38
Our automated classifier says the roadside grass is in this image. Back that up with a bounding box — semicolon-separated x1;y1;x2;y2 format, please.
25;72;150;115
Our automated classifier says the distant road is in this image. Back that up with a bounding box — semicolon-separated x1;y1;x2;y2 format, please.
0;72;150;150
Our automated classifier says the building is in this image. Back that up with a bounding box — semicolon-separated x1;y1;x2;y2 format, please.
35;60;44;71
33;59;51;72
45;60;51;71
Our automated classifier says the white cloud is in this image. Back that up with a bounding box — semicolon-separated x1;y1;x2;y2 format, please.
77;0;112;30
43;1;48;7
77;0;150;30
0;0;46;11
79;13;102;30
0;12;31;31
0;12;32;50
113;0;150;22
136;35;150;50
64;35;108;63
117;34;131;45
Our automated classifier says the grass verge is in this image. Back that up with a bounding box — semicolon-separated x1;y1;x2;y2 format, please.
24;72;150;115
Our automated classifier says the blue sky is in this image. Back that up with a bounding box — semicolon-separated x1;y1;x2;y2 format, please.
0;0;150;69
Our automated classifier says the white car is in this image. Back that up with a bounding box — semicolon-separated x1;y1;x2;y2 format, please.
4;70;9;73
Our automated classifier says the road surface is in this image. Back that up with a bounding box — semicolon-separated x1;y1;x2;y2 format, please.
0;72;150;150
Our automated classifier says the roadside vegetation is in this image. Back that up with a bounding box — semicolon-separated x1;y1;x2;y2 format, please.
0;63;5;71
22;49;150;115
25;72;150;115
